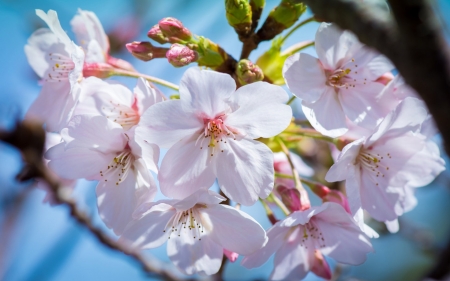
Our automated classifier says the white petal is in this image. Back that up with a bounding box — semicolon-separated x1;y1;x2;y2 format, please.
241;222;290;268
283;52;327;103
385;219;399;233
133;78;164;115
301;88;348;137
128;127;160;173
315;203;373;265
46;142;112;180
120;203;175;249
179;68;235;118
36;9;72;47
216;138;274;206
226;82;292;139
158;134;216;200
202;204;267;255
71;9;109;54
325;138;364;182
167;235;223;275
63;115;126;153
172;190;225;211
84;40;105;63
24;28;60;78
138;100;203;148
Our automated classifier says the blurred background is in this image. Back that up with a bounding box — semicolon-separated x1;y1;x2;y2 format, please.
1;0;450;280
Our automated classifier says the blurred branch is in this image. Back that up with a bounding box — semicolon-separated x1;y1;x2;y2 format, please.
302;0;450;158
0;120;182;281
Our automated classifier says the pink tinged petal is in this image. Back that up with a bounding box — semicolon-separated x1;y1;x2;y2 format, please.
133;157;157;200
224;249;239;262
216;138;274;206
71;9;109;54
24;28;60;77
314;203;373;265
311;250;332;280
78;77;134;108
133;78;164;116
46;142;113;180
138;100;203;148
241;222;291;269
158;134;216;200
167;235;223;275
35;9;72;47
270;228;311;281
301;88;348;138
62;115;126;153
26;81;76;132
179;68;236;118
96;173;138;235
128;128;159;173
325;138;364;182
385;219;400;233
172;190;226;211
283;52;327;103
226;82;292;139
367;97;428;145
201;204;267;255
338;81;387;130
279;205;328;228
315;23;362;69
85;40;105;63
119;203;175;249
403;186;418;212
345;165;364;217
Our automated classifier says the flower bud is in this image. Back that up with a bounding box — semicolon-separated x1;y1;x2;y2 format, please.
223;249;239;262
323;189;351;214
311;250;332;279
225;0;252;37
147;24;169;44
126;41;169;62
375;72;395;85
82;62;115;79
276;185;310;212
166;44;198;67
236;59;264;85
158;17;192;43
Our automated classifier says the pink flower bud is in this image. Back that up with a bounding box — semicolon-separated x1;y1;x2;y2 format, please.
82;62;114;79
147;24;169;44
311;250;332;279
276;185;311;212
236;59;264;85
323;189;351;214
223;249;239;263
376;71;395;85
126;41;169;62
166;44;198;67
158;17;192;42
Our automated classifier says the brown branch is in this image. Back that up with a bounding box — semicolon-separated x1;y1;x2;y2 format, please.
302;0;450;159
0;120;182;281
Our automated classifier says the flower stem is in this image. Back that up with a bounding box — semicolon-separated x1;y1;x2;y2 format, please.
260;199;278;224
112;69;179;91
286;95;296;105
281;41;315;57
281;128;336;143
280;17;315;45
275;172;323;190
269;193;290;216
276;138;306;195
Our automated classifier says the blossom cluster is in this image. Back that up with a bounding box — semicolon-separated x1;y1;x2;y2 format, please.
25;8;445;280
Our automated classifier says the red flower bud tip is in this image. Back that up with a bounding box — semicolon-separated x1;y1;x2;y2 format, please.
323;190;351;214
223;249;239;263
147;24;169;44
126;41;168;62
158;17;192;42
277;185;311;212
376;72;395;85
311;250;332;279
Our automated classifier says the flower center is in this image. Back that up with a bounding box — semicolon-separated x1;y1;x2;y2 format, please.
195;115;237;156
99;150;134;185
45;53;75;82
103;100;140;130
358;149;392;186
326;58;368;90
298;220;326;249
163;206;206;241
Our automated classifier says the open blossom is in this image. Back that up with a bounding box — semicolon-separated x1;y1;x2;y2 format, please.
45;115;159;235
120;190;267;275
241;202;373;280
74;77;164;130
137;67;292;205
24;9;85;132
283;22;394;137
325;98;445;224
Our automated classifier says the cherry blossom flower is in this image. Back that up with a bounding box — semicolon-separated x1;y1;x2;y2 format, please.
325;98;445;223
120;190;268;275
241;202;373;280
283;23;394;137
24;9;85;132
74;77;164;130
45;115;158;235
137;67;292;205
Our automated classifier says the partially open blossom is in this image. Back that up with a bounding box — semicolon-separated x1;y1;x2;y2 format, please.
137;67;292;205
283;22;394;137
236;59;264;85
126;41;169;62
120;190;267;275
276;185;310;212
242;202;373;280
24;9;85;132
326;98;445;224
158;17;192;43
46;115;159;235
166;44;198;67
147;24;169;44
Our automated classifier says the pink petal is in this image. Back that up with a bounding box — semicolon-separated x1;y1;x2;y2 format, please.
216;138;274;206
128;127;160;173
283;52;327;103
24;28;60;77
70;9;109;54
202;204;267;255
325;138;364;182
226;82;292;139
133;77;164;115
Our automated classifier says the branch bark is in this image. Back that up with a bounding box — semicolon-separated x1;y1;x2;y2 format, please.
302;0;450;157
